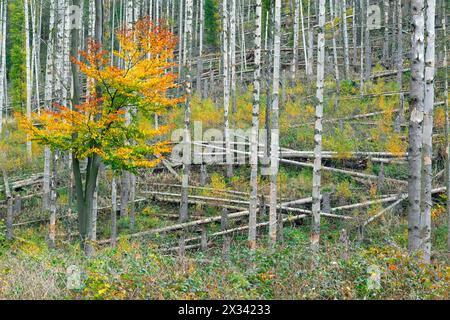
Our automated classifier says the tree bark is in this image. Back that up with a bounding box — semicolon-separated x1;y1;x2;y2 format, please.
311;0;325;251
408;0;425;255
248;0;262;250
268;0;281;247
420;0;436;264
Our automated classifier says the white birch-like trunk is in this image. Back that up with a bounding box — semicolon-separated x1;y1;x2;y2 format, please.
230;0;237;113
408;0;425;255
43;0;56;211
223;0;233;178
341;0;350;78
179;0;193;259
420;0;436;264
248;0;262;250
269;0;281;247
311;0;325;250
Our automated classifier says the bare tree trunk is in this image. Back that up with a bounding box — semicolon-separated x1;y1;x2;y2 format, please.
48;152;57;248
382;0;390;67
352;0;358;72
230;0;237;113
196;0;204;96
420;0;436;264
2;169;13;241
25;0;32;159
359;0;365;96
179;0;193;260
300;0;307;79
341;0;349;78
394;0;404;133
330;0;340;110
364;0;371;79
248;0;262;250
311;0;325;251
408;0;425;255
269;0;281;247
291;0;299;83
111;176;117;247
223;0;233;178
306;0;314;81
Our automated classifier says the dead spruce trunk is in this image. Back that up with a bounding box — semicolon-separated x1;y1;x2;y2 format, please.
420;0;436;264
248;0;262;250
311;0;325;251
269;0;281;247
408;0;426;255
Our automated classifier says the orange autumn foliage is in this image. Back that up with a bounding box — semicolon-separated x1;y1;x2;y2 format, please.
18;18;181;172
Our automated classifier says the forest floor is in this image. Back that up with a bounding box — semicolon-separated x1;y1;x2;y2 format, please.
0;209;449;300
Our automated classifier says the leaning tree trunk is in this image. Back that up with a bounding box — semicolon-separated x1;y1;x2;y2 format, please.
248;0;262;250
311;0;325;251
420;0;436;264
268;0;281;247
407;0;426;255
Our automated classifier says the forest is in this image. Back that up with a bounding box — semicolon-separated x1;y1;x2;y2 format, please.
0;0;449;301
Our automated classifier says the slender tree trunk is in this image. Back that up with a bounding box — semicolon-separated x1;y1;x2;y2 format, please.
408;0;426;255
25;0;32;159
420;0;436;264
382;0;390;67
330;0;340;110
223;0;233;178
291;0;299;83
352;0;358;72
306;0;314;81
364;0;371;79
111;176;117;247
230;0;237;113
269;0;281;247
300;0;307;79
248;0;262;250
311;0;325;251
179;0;193;260
48;152;57;248
196;0;204;96
394;0;404;133
341;0;349;78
